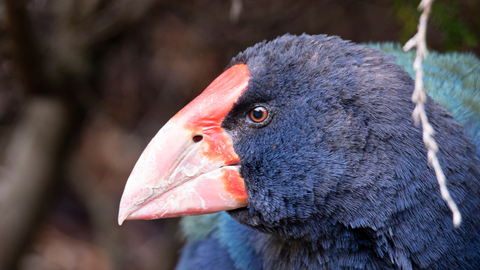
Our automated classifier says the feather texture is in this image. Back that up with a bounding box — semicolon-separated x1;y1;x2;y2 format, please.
368;43;480;153
176;37;480;270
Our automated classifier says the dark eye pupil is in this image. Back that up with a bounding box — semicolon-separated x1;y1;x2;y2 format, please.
249;106;268;123
252;109;264;120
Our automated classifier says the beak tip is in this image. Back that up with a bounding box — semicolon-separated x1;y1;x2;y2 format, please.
118;205;131;226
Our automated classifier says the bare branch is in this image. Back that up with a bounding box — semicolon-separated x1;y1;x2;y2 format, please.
0;98;71;269
230;0;243;24
0;0;88;268
403;0;462;228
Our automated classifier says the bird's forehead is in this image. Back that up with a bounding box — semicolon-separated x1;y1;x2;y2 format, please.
175;64;250;128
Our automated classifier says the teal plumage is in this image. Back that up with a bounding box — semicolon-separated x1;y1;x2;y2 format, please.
176;42;480;270
368;43;480;153
179;212;259;270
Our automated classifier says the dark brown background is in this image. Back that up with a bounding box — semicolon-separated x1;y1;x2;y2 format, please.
0;0;478;269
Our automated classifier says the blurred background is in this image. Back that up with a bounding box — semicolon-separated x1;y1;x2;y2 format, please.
0;0;478;269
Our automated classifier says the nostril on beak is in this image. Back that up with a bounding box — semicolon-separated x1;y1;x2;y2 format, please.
192;135;203;143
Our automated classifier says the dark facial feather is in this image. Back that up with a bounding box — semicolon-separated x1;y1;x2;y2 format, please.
221;34;480;269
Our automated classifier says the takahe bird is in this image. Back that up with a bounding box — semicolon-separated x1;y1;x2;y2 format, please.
118;34;480;270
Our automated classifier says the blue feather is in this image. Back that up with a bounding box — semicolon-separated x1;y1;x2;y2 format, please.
177;41;480;270
367;43;480;153
179;212;260;270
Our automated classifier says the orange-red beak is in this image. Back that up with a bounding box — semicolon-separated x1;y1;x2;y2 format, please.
118;64;250;225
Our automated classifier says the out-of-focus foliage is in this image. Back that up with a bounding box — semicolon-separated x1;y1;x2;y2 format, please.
432;1;478;50
393;0;421;44
393;0;479;52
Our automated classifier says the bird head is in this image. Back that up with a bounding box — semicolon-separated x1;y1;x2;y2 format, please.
118;34;455;240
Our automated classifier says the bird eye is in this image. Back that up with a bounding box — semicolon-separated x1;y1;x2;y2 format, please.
248;106;268;123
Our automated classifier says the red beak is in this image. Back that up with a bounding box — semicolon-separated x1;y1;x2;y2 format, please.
118;64;250;225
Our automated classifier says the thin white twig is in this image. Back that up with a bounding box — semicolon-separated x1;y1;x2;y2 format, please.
402;0;462;228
